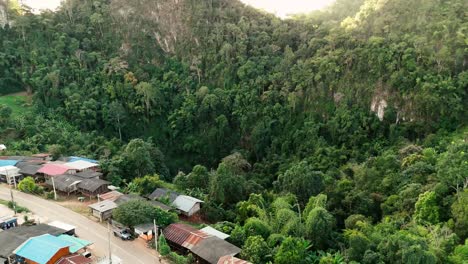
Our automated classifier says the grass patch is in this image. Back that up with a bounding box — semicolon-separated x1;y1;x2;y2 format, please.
0;199;30;213
0;94;31;116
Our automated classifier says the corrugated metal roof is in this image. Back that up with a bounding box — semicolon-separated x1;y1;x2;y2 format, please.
99;191;124;202
37;164;73;176
57;235;92;253
88;200;117;212
172;195;203;213
200;226;230;240
18;164;42;175
76;171;102;179
56;254;92;264
0;224;66;258
13;234;73;264
163;223;206;247
77;178;110;192
0;166;19;176
191;237;241;264
148;188;179;202
182;230;211;249
217;256;252;264
68;156;99;164
0;160;18;167
64;160;99;170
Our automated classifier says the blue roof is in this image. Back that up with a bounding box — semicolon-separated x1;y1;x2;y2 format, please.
0;160;18;167
14;234;73;264
68;156;99;164
57;235;92;253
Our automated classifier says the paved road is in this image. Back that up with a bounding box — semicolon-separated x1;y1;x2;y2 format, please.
0;185;160;264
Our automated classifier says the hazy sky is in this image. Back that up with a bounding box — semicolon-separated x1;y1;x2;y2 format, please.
21;0;335;17
240;0;335;18
21;0;62;11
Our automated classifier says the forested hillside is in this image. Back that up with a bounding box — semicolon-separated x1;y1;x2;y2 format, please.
0;0;467;263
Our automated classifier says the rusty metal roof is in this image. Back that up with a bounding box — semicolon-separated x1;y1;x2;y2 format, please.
163;223;211;248
182;229;211;249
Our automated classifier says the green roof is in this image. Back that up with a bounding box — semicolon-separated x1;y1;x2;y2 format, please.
57;235;92;253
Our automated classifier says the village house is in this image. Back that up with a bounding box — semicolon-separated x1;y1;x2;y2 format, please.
149;188;203;216
13;234;73;264
162;223;245;264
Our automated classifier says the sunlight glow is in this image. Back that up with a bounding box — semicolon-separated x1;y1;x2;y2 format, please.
240;0;336;18
21;0;62;12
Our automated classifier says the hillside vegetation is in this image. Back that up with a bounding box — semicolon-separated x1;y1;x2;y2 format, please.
0;0;467;263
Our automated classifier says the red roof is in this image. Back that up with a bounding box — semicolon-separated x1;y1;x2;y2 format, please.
217;256;252;264
37;164;73;176
163;224;210;248
56;254;92;264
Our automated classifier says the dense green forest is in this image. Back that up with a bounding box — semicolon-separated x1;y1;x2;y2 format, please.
0;0;467;263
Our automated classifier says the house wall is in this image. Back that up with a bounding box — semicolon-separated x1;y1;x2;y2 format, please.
188;203;201;216
47;247;70;264
23;247;69;264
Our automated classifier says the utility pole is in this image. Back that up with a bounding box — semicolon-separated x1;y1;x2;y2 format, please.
51;177;57;200
10;184;16;216
153;219;158;251
108;221;113;264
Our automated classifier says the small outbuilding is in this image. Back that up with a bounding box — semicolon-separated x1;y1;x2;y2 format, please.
173;195;203;216
0;166;22;185
88;200;117;222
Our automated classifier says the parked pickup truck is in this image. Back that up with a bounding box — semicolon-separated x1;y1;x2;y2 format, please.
113;228;132;241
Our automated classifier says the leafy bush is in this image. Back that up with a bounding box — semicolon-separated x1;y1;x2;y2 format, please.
18;177;43;194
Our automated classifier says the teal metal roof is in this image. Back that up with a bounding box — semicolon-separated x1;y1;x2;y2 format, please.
57;235;92;253
14;234;73;264
0;160;18;167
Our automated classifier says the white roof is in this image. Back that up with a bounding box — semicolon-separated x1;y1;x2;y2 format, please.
48;220;76;232
89;200;118;212
0;166;20;175
200;226;230;240
172;195;203;213
64;160;99;170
